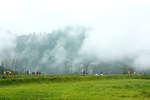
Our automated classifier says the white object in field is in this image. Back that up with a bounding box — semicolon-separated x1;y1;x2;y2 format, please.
101;74;103;76
95;74;98;76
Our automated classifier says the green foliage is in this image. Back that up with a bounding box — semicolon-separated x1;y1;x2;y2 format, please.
3;59;11;68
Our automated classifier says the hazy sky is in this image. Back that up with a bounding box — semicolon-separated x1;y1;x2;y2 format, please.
1;0;150;35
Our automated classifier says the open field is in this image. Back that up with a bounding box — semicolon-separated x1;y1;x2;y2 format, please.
0;79;150;99
0;74;150;99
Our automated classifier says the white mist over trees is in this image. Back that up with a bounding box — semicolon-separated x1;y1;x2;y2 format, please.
0;26;150;74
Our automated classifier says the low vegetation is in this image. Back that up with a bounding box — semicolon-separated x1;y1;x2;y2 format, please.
0;74;150;85
0;74;150;99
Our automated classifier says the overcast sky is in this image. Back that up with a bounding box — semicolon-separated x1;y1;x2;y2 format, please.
0;0;150;35
1;0;150;71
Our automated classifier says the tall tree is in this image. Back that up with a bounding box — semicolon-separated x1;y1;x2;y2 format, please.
76;62;82;74
14;58;20;72
64;60;69;74
92;65;97;75
70;59;73;74
0;54;5;75
1;61;4;75
11;58;15;72
84;63;90;76
23;58;29;75
4;59;10;70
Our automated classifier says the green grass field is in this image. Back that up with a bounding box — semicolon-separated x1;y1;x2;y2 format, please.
0;76;150;100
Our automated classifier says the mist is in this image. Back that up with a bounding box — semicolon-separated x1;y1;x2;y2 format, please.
0;24;150;74
1;0;150;74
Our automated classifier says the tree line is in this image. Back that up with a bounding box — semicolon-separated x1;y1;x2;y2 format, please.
0;56;29;75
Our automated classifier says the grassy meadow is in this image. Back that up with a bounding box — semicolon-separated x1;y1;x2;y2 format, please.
0;74;150;99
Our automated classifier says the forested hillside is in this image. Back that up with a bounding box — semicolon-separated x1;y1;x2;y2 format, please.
0;28;149;74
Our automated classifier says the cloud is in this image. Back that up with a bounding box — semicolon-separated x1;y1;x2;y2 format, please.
1;0;150;74
0;29;17;58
